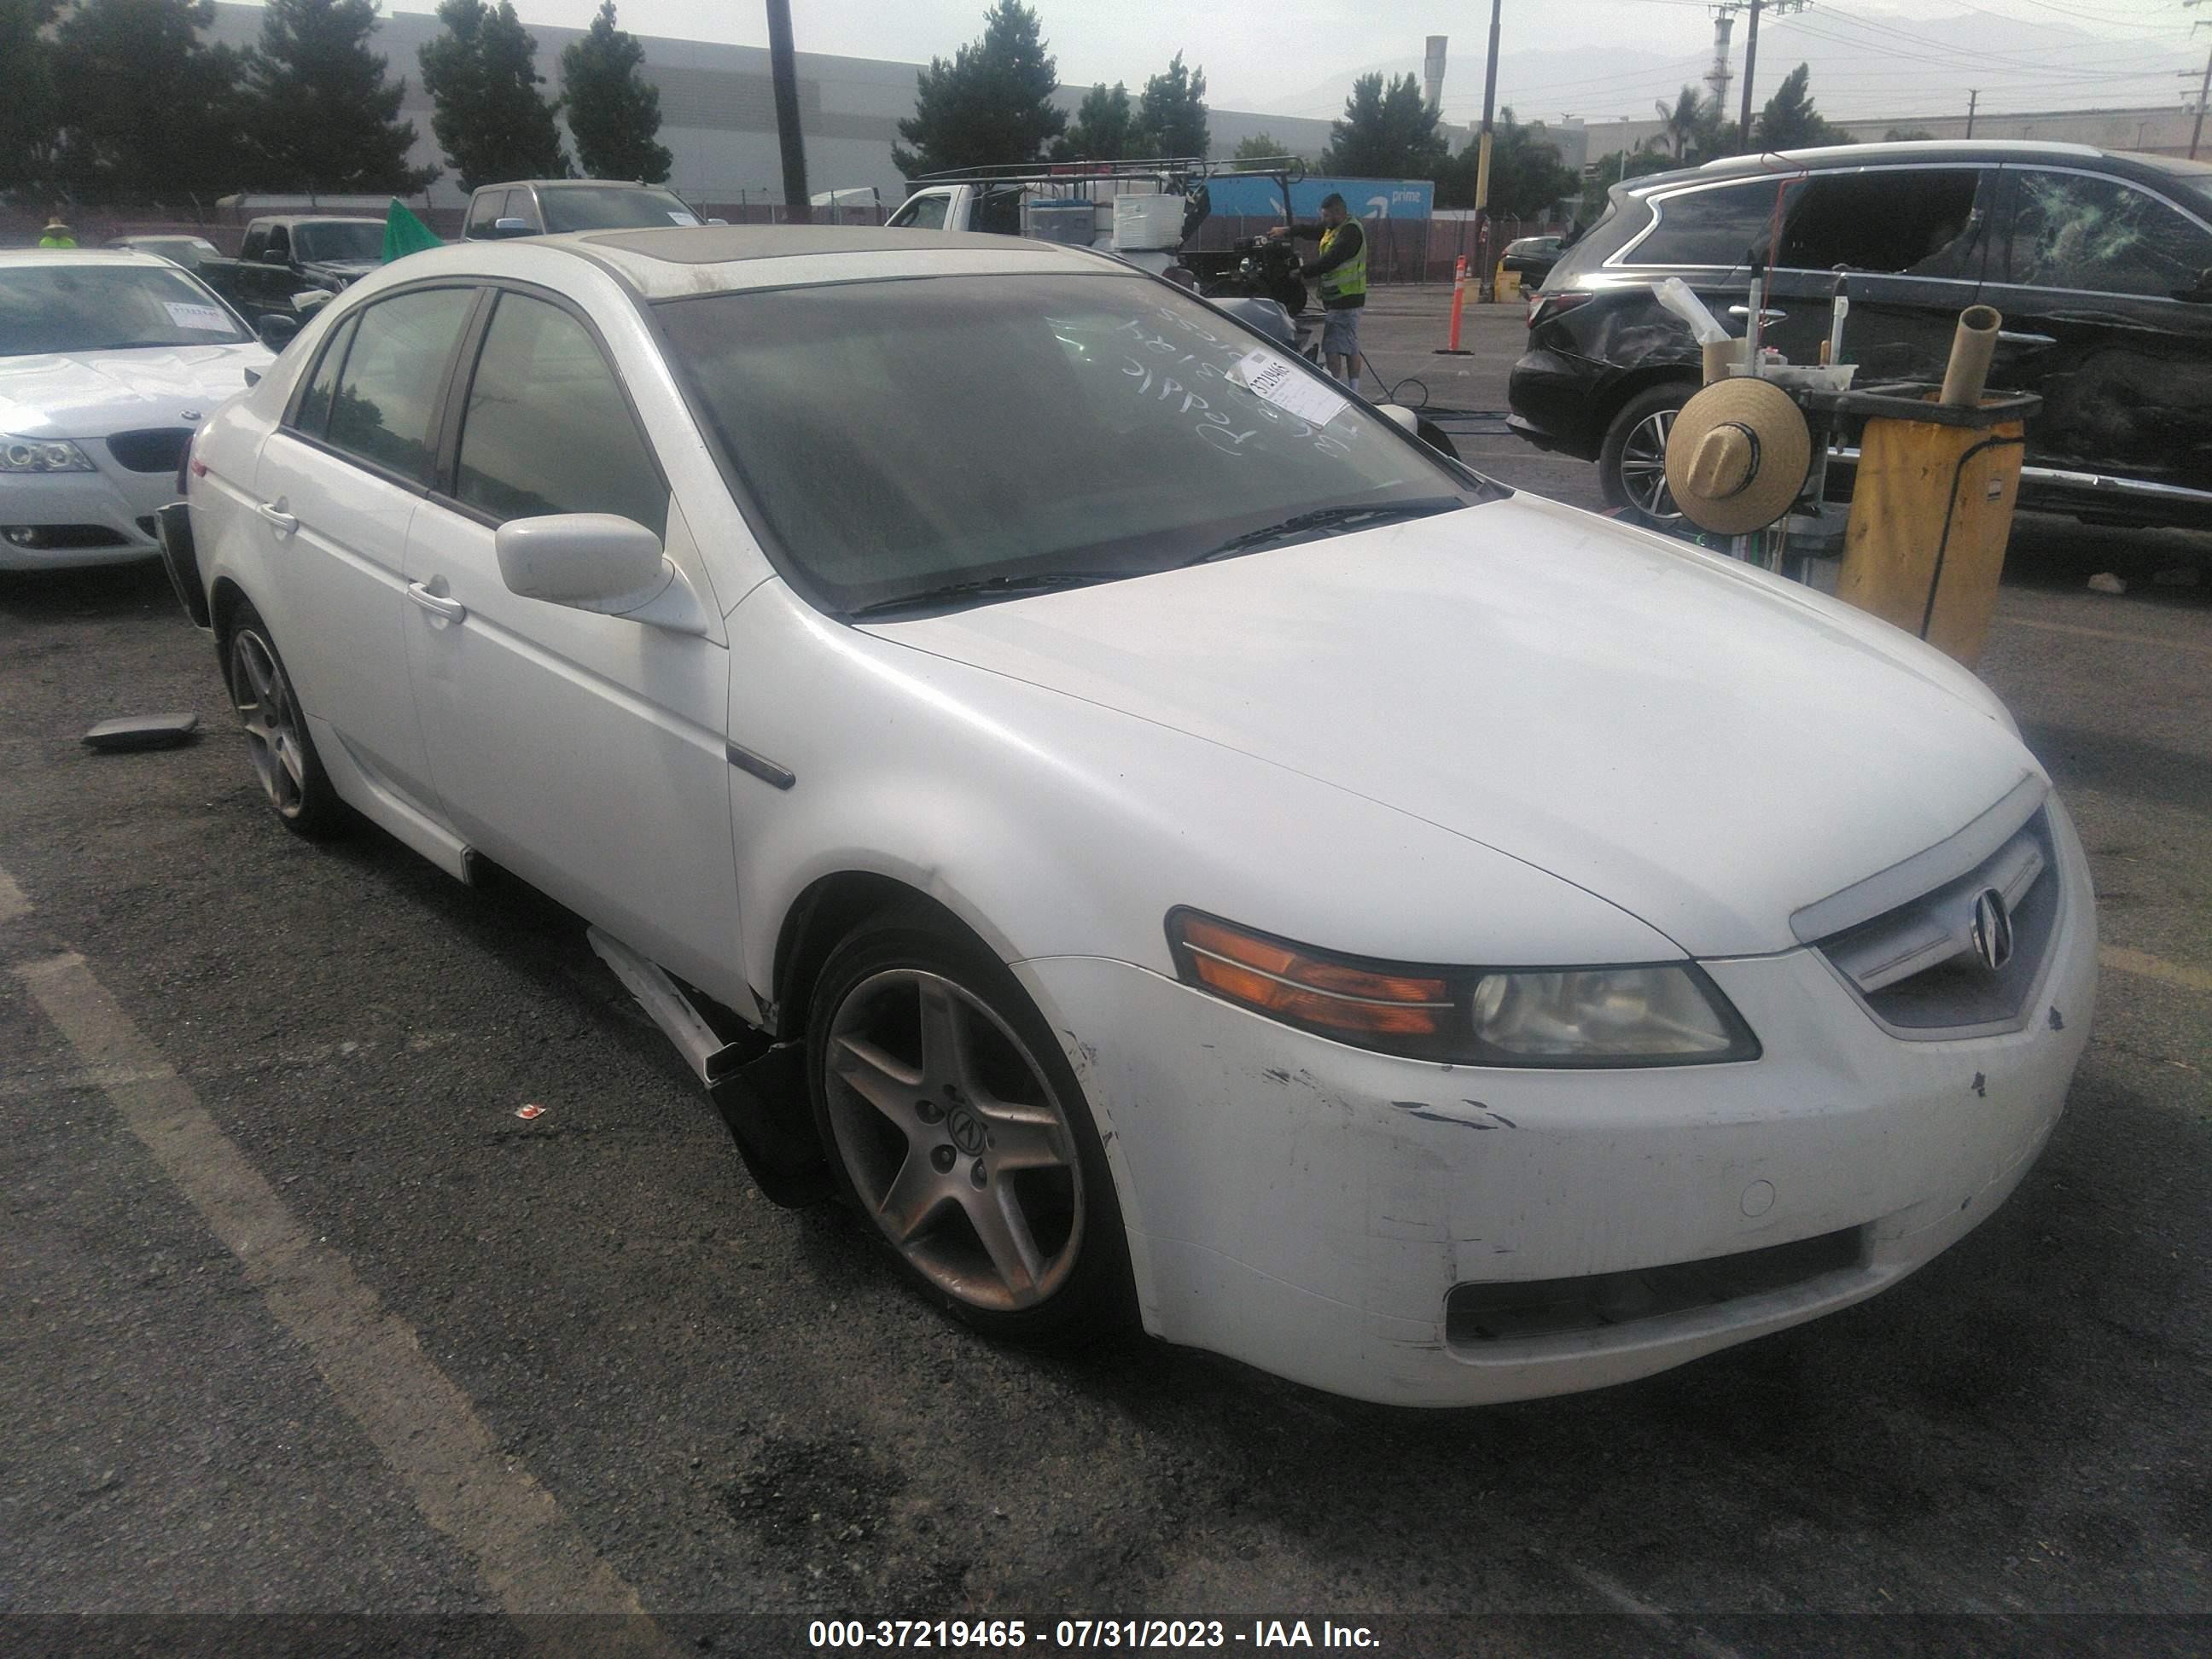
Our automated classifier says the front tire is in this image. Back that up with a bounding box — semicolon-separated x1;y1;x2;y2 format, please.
807;911;1133;1342
1599;381;1695;528
223;599;346;838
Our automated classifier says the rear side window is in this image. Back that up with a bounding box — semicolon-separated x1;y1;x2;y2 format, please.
292;313;358;438
325;288;478;484
453;292;667;536
1777;168;1984;278
1625;182;1776;267
2005;170;2212;298
466;190;509;238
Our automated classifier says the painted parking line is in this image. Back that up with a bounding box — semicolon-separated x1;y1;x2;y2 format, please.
2000;615;2212;658
2099;946;2212;996
10;946;678;1656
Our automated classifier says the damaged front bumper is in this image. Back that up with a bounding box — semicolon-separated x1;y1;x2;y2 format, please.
1016;832;2097;1407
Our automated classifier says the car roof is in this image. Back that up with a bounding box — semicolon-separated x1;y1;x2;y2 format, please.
250;215;384;227
1621;138;2150;199
479;178;676;191
568;224;1105;297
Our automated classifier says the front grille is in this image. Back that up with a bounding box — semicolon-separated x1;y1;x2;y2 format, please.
105;428;192;474
1446;1226;1866;1345
1815;809;2059;1035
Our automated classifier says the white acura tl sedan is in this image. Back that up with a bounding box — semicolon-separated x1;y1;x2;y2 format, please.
166;227;2095;1406
1;250;270;569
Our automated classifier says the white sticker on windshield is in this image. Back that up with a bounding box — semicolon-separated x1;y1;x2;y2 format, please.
164;301;231;332
667;211;700;226
1229;347;1348;427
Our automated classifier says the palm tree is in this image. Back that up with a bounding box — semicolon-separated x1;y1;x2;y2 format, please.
1654;86;1703;160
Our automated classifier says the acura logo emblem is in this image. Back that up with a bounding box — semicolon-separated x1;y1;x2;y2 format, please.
1970;888;2014;973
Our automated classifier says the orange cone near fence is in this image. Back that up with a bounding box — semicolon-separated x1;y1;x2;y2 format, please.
1435;256;1471;356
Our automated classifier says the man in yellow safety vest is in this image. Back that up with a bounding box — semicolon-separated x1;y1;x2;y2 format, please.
1270;192;1367;387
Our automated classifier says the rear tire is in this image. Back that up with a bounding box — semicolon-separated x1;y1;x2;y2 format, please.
806;908;1135;1344
1599;381;1695;528
223;599;347;839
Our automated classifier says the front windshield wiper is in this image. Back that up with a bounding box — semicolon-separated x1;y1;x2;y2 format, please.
1184;498;1465;565
846;570;1132;619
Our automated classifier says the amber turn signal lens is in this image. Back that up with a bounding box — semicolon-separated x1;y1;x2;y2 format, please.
1173;913;1451;1036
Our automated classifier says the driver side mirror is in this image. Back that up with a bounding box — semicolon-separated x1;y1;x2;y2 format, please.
259;246;289;265
493;217;533;238
1377;403;1462;461
2176;266;2212;303
255;313;300;349
493;513;713;635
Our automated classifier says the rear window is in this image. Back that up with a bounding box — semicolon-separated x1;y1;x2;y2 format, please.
538;187;699;232
1625;181;1778;268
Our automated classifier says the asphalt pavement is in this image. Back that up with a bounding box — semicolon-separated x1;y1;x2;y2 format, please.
3;285;2207;1656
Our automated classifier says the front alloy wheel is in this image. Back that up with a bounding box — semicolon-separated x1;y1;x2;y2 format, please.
823;968;1085;1313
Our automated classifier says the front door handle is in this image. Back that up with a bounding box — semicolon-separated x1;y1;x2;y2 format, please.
254;500;298;536
1727;305;1789;323
406;580;468;624
1997;330;2057;349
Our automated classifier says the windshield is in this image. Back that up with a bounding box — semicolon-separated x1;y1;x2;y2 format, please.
541;187;699;232
0;265;250;355
294;222;385;262
655;272;1498;614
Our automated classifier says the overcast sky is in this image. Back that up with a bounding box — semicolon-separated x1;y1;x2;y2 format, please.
366;1;2197;124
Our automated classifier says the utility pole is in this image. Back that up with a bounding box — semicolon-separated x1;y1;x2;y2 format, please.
1738;0;1812;151
2190;4;2212;163
1475;0;1503;300
1965;89;1977;138
765;0;812;223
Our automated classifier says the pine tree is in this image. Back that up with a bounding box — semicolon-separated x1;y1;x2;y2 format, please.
1437;108;1576;216
49;0;253;205
1051;82;1133;163
420;0;568;191
894;1;1064;179
560;0;670;183
1232;131;1299;166
0;0;63;198
1756;64;1847;152
246;0;436;194
1133;53;1208;160
1321;73;1447;180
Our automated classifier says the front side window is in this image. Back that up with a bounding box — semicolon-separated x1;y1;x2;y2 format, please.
655;271;1496;614
1776;168;1984;278
2005;171;2212;298
324;288;478;483
0;264;251;354
1625;181;1778;267
266;225;292;261
453;292;667;536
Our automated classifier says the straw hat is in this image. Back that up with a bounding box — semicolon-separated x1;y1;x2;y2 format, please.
44;218;70;234
1663;377;1812;536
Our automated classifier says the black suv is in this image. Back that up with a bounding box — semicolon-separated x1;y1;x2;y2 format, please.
1509;140;2212;530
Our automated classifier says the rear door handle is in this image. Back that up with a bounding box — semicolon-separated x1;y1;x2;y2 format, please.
254;500;298;536
406;581;468;624
1728;305;1788;323
1997;330;2057;348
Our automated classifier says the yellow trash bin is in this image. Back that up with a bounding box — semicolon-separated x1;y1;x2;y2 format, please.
1833;389;2038;670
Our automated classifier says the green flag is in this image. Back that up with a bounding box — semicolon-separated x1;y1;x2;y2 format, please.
381;198;443;263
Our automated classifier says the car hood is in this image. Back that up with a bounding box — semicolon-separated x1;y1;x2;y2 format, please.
864;492;2039;957
0;344;271;439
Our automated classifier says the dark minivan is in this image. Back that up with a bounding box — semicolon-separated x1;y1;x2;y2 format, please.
1508;140;2212;530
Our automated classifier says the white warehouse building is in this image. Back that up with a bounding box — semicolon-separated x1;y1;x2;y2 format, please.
205;3;1341;212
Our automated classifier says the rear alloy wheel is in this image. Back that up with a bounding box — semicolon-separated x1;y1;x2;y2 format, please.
1599;382;1694;528
224;601;346;837
810;919;1131;1338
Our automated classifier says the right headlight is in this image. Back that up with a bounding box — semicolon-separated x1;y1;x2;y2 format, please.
0;435;96;473
1167;909;1761;1068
